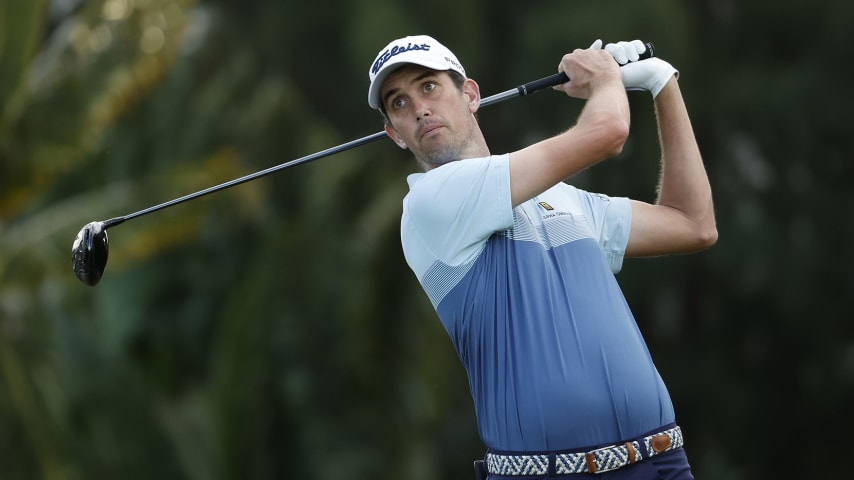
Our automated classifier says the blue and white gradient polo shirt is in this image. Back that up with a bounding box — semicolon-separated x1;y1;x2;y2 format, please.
401;154;675;452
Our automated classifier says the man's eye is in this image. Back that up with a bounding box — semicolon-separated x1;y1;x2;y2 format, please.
391;97;407;110
424;82;437;92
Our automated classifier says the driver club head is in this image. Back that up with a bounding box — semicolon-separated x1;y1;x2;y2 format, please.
72;221;109;286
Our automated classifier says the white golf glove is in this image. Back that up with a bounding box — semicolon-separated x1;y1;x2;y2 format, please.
604;40;678;98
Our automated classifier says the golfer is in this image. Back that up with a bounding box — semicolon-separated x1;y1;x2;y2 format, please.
368;35;716;479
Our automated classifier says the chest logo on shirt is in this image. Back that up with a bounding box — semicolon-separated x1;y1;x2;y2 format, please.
538;201;554;211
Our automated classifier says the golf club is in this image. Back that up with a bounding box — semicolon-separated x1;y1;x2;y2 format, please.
72;42;655;286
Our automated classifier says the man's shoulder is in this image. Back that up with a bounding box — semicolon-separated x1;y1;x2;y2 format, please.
406;155;508;198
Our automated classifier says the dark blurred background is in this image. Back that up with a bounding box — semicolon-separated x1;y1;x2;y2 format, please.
1;0;852;478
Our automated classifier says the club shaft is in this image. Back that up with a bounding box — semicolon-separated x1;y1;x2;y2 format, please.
113;78;559;223
120;131;387;222
112;42;654;224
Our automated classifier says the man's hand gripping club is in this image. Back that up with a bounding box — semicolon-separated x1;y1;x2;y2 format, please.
594;39;679;97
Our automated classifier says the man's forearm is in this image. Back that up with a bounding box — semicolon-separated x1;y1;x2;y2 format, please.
654;77;716;232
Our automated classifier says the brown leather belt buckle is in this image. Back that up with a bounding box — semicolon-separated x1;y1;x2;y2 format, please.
583;442;637;474
584;452;599;474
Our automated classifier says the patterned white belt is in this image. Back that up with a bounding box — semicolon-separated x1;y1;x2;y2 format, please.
485;426;684;476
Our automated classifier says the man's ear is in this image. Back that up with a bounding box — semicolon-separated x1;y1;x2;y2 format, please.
384;123;407;149
463;78;481;113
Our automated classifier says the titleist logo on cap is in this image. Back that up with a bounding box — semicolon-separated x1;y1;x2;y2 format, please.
366;35;465;109
372;42;431;75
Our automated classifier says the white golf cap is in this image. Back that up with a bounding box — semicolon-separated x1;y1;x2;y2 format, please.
367;35;466;110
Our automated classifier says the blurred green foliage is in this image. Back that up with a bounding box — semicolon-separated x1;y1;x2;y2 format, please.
1;0;852;479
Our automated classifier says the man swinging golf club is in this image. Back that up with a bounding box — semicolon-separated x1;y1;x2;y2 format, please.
66;37;650;286
368;35;716;479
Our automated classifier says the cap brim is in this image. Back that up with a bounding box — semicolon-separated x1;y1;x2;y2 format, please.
368;58;454;110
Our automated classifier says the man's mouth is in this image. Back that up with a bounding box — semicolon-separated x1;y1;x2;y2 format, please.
418;123;444;140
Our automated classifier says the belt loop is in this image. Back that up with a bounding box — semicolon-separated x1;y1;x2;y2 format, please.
547;452;556;478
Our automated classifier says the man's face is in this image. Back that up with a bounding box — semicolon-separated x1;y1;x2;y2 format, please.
380;65;480;169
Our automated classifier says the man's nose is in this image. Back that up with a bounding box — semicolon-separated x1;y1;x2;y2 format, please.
414;100;431;121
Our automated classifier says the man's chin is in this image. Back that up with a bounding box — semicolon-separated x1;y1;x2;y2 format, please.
422;144;463;164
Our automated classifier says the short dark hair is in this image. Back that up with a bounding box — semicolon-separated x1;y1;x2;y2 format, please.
380;70;467;123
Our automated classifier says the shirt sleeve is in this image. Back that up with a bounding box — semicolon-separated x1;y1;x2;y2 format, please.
402;154;513;271
569;187;633;273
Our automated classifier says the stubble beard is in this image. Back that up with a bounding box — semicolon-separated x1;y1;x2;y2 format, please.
421;140;464;168
418;120;477;170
